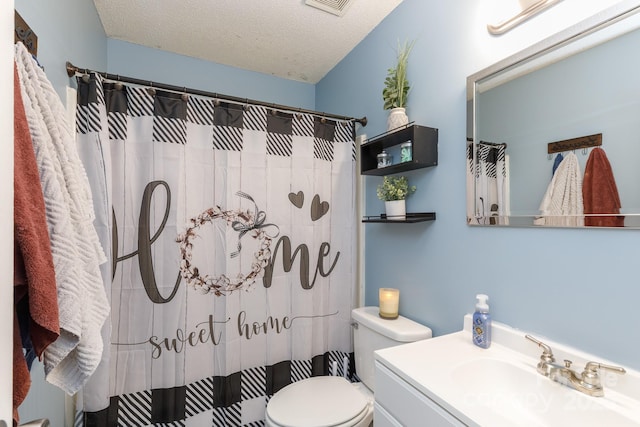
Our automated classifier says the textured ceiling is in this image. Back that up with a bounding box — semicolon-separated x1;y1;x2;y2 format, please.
93;0;403;84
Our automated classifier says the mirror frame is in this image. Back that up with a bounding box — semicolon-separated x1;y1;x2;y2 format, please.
467;0;640;228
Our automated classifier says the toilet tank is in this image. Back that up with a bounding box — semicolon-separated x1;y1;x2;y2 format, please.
352;306;432;390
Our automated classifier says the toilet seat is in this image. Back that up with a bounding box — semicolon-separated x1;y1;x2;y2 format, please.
265;376;372;427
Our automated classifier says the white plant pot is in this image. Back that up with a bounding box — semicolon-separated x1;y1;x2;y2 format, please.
387;107;409;131
385;199;406;221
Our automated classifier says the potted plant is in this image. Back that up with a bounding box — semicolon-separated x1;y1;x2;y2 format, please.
382;39;415;131
377;175;416;220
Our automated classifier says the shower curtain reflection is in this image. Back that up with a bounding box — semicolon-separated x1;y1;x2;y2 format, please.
74;73;357;426
467;142;509;225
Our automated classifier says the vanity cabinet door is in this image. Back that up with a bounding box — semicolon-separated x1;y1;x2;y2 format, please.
373;402;403;427
375;362;465;427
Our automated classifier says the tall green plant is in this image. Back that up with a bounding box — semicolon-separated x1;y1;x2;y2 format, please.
382;39;415;110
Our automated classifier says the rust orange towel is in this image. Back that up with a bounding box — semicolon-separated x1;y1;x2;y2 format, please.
13;61;60;425
582;147;624;227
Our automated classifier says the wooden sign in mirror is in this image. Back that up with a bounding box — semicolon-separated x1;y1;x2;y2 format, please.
467;1;640;228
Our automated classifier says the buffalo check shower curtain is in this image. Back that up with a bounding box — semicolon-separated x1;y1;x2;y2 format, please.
74;74;357;426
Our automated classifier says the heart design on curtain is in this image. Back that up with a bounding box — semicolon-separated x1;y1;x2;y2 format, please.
311;195;330;221
288;191;304;208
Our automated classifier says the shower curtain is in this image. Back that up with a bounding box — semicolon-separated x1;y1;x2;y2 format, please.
467;141;508;225
74;74;357;426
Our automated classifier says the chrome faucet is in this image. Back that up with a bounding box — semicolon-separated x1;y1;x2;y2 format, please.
525;334;626;397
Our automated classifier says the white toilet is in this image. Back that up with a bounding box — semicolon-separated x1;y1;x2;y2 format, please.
265;306;432;427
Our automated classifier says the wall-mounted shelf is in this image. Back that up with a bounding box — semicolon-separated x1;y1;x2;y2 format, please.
362;212;436;223
361;124;438;224
361;124;438;175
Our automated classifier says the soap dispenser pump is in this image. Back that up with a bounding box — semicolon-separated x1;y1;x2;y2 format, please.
472;294;491;349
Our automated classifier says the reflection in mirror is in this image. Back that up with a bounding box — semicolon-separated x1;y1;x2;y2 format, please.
467;3;640;228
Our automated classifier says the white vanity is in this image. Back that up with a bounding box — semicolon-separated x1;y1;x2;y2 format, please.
374;315;640;426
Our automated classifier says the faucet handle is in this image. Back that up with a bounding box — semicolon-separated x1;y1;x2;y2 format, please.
525;334;555;361
582;361;626;386
525;334;556;376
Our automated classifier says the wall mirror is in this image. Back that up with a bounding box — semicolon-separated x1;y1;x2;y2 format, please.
467;2;640;228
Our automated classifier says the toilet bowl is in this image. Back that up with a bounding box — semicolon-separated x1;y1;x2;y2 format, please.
265;376;373;427
264;307;432;427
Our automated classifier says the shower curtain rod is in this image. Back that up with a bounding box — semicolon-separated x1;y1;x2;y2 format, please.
66;61;367;127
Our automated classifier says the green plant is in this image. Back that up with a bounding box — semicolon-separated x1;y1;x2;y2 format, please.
382;39;415;110
376;176;416;201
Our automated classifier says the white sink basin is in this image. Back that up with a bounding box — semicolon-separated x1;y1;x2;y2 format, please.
451;357;640;426
375;315;640;426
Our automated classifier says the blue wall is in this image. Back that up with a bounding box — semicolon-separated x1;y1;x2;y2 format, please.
15;0;106;100
106;39;315;109
317;0;638;370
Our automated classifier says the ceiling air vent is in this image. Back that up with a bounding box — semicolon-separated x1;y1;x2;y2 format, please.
305;0;355;17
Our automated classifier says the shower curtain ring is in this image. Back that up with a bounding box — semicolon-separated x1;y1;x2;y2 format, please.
114;75;124;91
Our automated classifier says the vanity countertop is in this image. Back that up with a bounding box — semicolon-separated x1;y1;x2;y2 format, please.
374;315;640;427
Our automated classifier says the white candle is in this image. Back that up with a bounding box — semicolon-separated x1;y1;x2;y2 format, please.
379;288;400;319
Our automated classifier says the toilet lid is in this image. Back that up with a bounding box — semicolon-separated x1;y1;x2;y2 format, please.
266;376;368;427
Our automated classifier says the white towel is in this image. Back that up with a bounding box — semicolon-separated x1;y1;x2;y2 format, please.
534;152;584;227
15;42;109;394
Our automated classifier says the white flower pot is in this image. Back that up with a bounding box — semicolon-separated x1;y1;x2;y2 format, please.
387;107;409;131
385;199;406;221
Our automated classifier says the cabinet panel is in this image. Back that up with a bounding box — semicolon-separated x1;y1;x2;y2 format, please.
374;403;403;427
375;362;465;427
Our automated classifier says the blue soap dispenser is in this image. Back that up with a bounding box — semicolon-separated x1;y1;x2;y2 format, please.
472;294;491;349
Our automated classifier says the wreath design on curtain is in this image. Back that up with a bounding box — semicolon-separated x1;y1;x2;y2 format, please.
176;192;279;296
